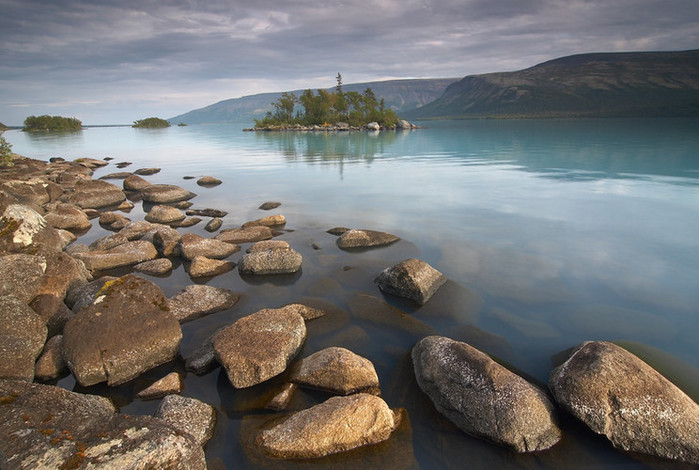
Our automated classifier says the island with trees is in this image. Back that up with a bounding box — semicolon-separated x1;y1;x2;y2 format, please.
247;74;416;131
133;117;171;128
23;115;83;132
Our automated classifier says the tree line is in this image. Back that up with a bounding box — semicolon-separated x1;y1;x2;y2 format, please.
23;115;82;131
255;74;399;128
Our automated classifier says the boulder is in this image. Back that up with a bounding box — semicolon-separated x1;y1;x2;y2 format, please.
242;214;286;228
43;203;92;231
118;220;164;240
62;274;182;386
141;184;197;203
397;119;412;129
215;226;274;244
238;247;302;275
64;276;117;312
34;334;67;381
197;176;222;186
0;380;206;469
185;208;227;217
75;157;109;168
37;251;91;299
136;372;183;400
168;284;240;323
0;296;47;381
0;204;64;253
205;217;222;232
549;341;699;464
412;335;561;452
134;167;161;175
145;204;186;224
155;395;217;446
147;225;182;257
374;258;447;305
71;240;158;271
67;179;126;209
89;233;129;251
183;333;219;375
213;308;306;388
99;171;132;180
0;179;50;206
259;201;281;210
98;211;131;231
134;258;173;275
256;394;398;459
29;294;74;337
336;229;399;249
366;122;380;130
247;240;289;252
290;347;380;395
179;232;239;260
123;173;153;191
171;216;201;228
278;303;326;321
0;253;46;303
188;256;235;278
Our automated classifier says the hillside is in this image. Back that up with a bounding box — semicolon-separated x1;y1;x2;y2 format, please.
169;78;457;124
407;50;699;119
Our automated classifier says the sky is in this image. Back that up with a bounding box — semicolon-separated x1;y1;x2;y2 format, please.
1;0;698;126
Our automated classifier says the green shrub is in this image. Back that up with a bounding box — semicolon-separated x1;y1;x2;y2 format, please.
23;115;82;131
133;117;171;128
0;136;13;166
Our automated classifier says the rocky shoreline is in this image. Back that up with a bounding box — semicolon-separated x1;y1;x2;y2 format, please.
0;154;697;468
243;119;419;132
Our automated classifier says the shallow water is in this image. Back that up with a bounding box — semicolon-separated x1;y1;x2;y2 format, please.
4;118;699;468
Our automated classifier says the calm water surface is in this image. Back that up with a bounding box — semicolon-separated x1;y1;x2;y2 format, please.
5;118;699;468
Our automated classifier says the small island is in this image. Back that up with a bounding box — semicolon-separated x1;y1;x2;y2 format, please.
133;117;171;128
23;115;82;132
247;74;416;132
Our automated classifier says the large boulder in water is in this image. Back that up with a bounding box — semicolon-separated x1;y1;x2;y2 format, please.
336;229;399;249
141;184;196;203
213;308;306;388
0;253;46;303
412;335;561;452
67;179;126;209
290;347;380;395
0;380;206;469
62;274;182;386
549;341;699;464
256;393;399;459
374;258;447;305
238;246;302;275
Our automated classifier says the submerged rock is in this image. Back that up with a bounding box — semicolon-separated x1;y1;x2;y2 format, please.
259;201;281;210
290;347;380;395
197;176;222;186
213;308;306;388
242;214;286;228
549;341;699;464
336;229;400;249
205;217;223;232
412;335;561;452
374;258;447;305
256;394;399;459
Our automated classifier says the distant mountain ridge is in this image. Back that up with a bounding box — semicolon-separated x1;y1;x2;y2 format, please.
169;78;458;124
407;50;699;119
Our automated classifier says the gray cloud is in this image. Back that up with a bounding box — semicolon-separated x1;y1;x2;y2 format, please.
0;0;697;124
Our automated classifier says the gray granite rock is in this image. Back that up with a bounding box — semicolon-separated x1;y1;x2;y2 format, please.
155;395;217;446
205;217;223;232
179;232;239;260
290;347;380;395
0;204;64;253
213;308;306;388
374;258;447;305
134;258;173;275
71;240;158;271
43;203;92;231
215;226;274;244
29;294;74;338
412;335;561;452
98;211;131;231
0;296;47;381
89;233;129;251
141;184;197;203
145;204;186;224
197;176;222;186
550;341;699;464
238;247;302;275
336;229;399;249
242;214;286;228
136;372;183;400
67;179;126;209
168;284;240;323
188;256;235;278
0;253;46;303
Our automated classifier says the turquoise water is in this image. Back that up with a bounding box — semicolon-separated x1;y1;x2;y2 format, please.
4;118;699;468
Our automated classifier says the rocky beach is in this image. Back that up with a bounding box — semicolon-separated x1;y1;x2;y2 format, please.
0;153;697;468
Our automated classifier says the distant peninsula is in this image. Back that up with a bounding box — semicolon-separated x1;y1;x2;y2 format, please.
407;49;699;119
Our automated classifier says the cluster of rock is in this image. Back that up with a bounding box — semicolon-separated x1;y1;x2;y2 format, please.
1;155;697;467
244;120;419;132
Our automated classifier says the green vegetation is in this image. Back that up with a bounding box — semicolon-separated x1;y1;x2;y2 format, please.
0;136;13;166
254;74;399;128
133;117;171;128
0;122;8;130
23;115;82;132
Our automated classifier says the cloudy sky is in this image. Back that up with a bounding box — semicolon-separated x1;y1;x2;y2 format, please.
1;0;697;125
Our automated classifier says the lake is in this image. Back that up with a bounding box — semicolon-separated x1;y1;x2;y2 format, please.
4;118;699;468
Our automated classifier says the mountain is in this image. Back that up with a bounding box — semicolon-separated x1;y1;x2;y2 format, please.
407;50;699;119
169;78;458;124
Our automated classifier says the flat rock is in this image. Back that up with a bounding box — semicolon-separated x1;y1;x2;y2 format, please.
238;247;302;275
205;217;222;232
99;171;132;180
75;157;109;168
67;179;126;209
336;229;399;249
34;334;67;381
549;341;699;464
171;216;201;228
0;380;206;469
71;240;158;271
256;394;398;459
188;255;235;278
242;214;286;228
259;201;281;210
213;308;306;388
123;173;153;191
412;335;561;452
197;176;222;186
141;184;197;203
374;258;447;305
89;233;129;251
278;303;326;321
117;220;163;240
179;232;240;260
145;204;186;224
290;347;380;395
186;208;228;217
215;226;274;244
62;274;182;386
155;395;217;446
43;203;92;231
134;167;161;175
134;258;173;275
1;179;50;206
247;240;289;252
98;211;131;231
168;284;240;323
136;372;183;400
0;253;46;303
